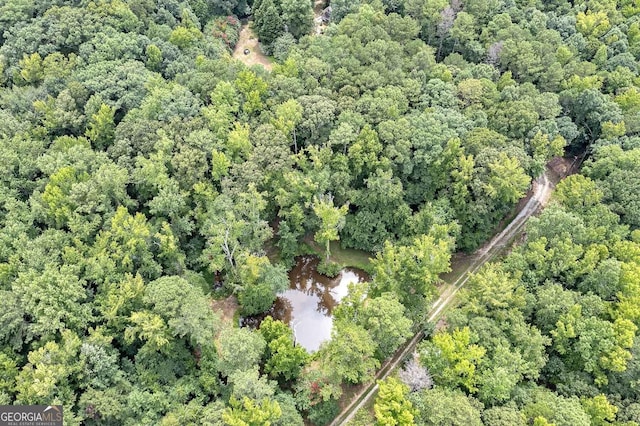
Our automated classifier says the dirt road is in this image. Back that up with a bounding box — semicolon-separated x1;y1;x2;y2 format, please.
330;170;556;426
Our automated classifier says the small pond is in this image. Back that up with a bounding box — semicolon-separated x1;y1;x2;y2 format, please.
242;256;369;352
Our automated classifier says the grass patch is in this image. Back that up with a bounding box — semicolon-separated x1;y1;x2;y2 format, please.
303;236;374;274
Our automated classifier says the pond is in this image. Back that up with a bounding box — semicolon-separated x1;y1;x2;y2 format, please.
241;256;370;352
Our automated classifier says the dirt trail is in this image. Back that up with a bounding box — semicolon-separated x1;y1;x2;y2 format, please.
331;168;558;426
232;23;272;71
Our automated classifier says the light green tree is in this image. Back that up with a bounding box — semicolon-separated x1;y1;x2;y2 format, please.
19;52;44;84
145;44;162;71
312;194;349;262
484;152;530;205
223;396;282;426
15;330;82;405
419;327;486;392
581;394;618;426
371;232;453;319
272;99;303;153
374;377;416;426
234;69;268;115
86;103;116;149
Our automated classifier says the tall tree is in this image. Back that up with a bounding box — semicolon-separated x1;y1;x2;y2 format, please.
86;103;116;150
272;99;303;153
281;0;313;39
254;0;284;46
419;327;486;393
321;320;379;384
312;194;348;262
371;232;453;319
217;327;266;377
410;388;483;426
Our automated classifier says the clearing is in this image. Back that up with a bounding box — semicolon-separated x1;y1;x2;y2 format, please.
232;22;273;71
302;235;373;273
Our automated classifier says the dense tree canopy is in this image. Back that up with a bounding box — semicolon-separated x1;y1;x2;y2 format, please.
2;0;640;424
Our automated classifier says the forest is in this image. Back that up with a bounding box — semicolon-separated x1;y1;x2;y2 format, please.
1;0;640;424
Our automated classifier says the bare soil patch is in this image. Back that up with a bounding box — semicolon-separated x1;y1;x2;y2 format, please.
548;155;581;183
211;295;239;326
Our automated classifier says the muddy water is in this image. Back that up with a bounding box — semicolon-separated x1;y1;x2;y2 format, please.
272;256;369;352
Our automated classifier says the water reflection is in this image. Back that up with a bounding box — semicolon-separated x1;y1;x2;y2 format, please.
241;256;369;352
284;256;369;352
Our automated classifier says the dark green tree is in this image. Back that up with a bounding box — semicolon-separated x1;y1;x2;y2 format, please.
281;0;313;39
254;0;284;46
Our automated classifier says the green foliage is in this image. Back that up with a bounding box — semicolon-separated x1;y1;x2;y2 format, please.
142;275;219;348
583;146;640;228
90;206;160;280
237;255;288;315
41;166;90;227
272;99;303;151
419;327;486;393
260;317;308;381
374;377;416;426
5;265;91;346
217;327;266;377
234;69;268;116
19;52;44;84
223;396;282;425
521;388;591;426
264;335;308;381
409;388;483;426
145;44;162;71
316;259;342;277
484;152;530;205
86;103;115;149
169;26;203;50
371;232;453;319
320;320;379;384
347;409;374;426
312;194;349;261
335;290;413;361
307;398;339;426
254;0;283;46
482;405;526;426
294;368;342;411
228;367;277;401
581;394;618;426
3;0;640;422
280;0;313;39
15;330;82;405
